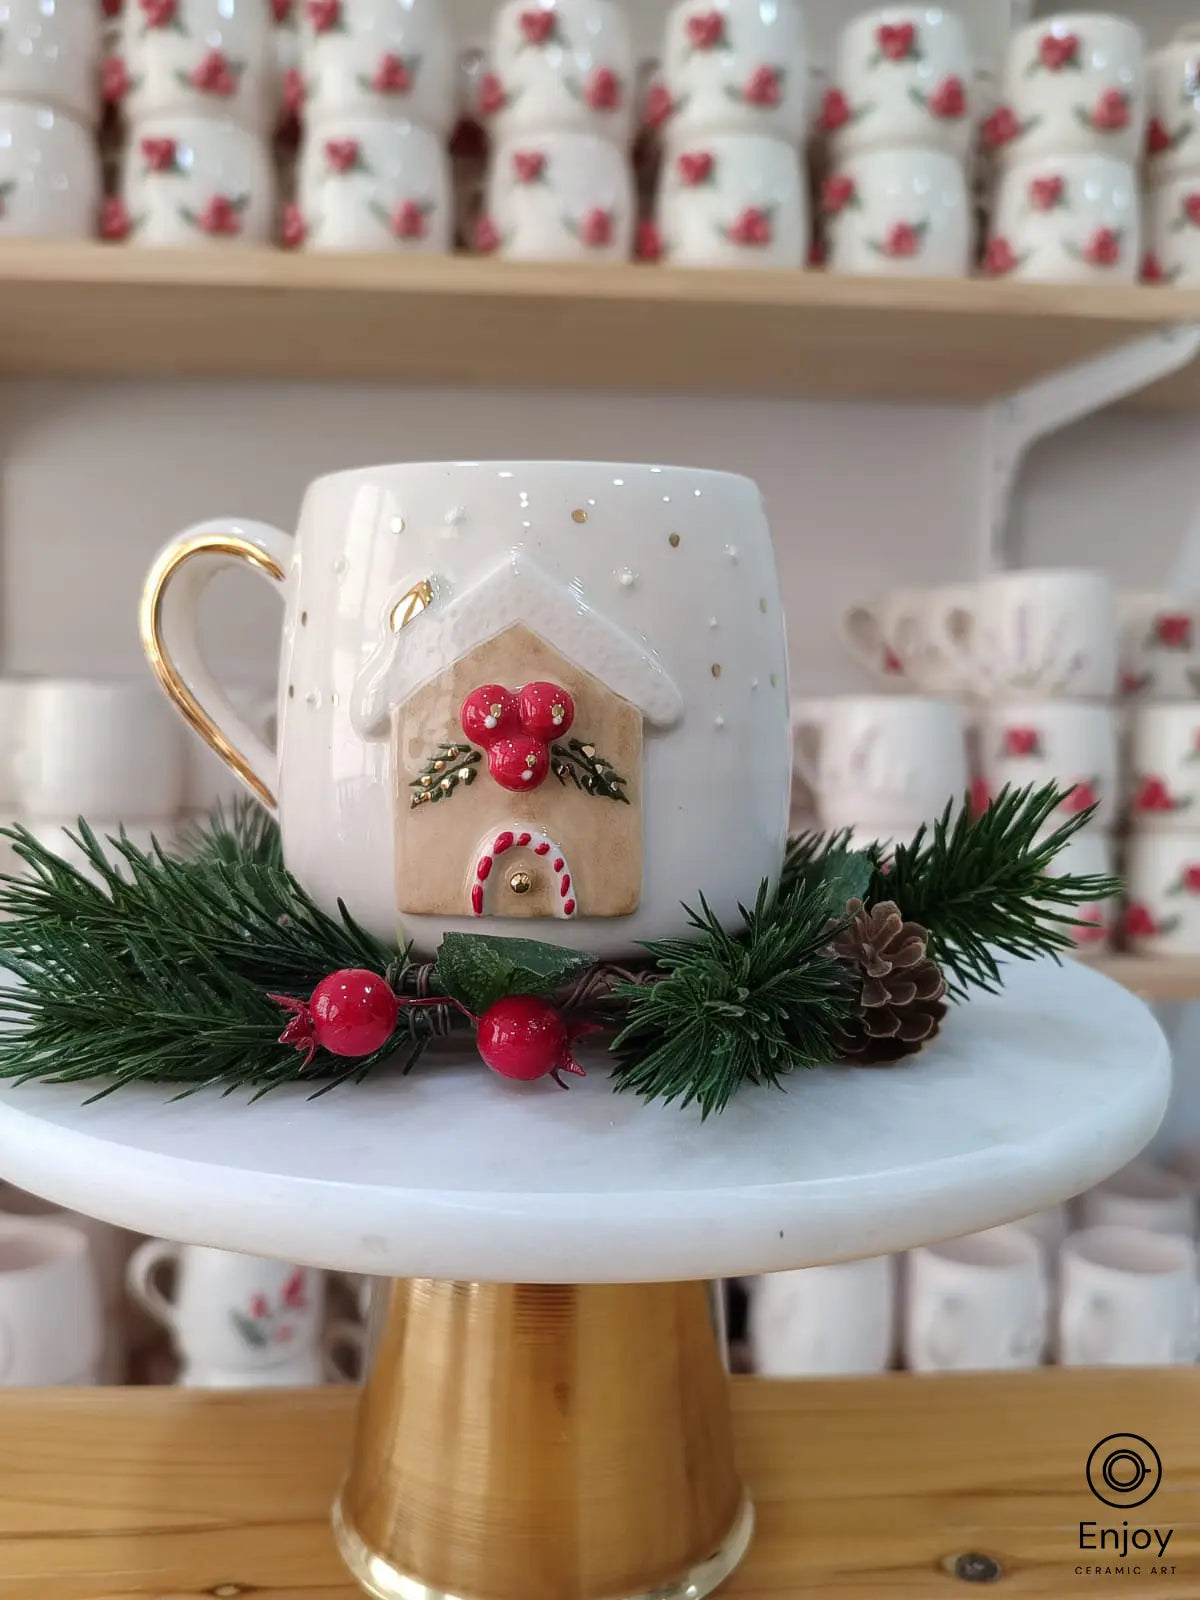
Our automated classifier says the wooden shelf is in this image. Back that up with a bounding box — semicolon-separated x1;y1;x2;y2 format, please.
2;242;1200;401
1089;953;1200;1003
4;1371;1198;1598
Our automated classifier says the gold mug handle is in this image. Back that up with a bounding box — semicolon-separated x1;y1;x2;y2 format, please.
139;519;293;814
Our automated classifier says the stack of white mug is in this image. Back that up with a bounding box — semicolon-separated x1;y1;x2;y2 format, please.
1121;593;1200;958
1143;25;1200;287
290;0;455;253
474;0;636;261
842;568;1121;951
104;0;277;246
0;1;101;240
982;12;1145;284
645;0;808;270
751;1154;1200;1376
817;4;975;278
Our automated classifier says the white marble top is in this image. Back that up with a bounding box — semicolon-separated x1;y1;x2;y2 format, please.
0;960;1169;1282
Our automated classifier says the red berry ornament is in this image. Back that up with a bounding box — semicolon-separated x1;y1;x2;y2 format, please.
519;681;575;741
461;685;522;748
476;996;589;1086
489;734;550;792
273;969;398;1066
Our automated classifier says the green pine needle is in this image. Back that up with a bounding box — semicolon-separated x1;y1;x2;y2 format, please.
610;883;860;1118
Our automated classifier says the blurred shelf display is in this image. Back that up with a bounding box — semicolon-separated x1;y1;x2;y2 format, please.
2;244;1200;403
1088;954;1200;1002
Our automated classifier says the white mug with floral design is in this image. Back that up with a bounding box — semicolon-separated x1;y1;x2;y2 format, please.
126;1240;327;1371
985;152;1139;283
749;1257;896;1377
0;0;101;126
1127;705;1200;833
974;703;1117;829
791;694;967;828
482;131;633;260
842;585;977;695
294;118;451;252
479;0;635;147
653;0;808;145
114;115;275;247
905;1225;1049;1372
140;462;790;958
822;146;970;278
298;0;456;137
823;6;973;163
932;568;1118;702
655;133;804;269
0;1218;104;1387
1124;832;1200;954
984;12;1146;168
1143;173;1200;288
1037;825;1115;953
0;101;100;240
110;0;273;132
1118;592;1200;700
1145;26;1200;183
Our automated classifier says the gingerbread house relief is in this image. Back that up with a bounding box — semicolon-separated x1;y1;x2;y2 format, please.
352;553;683;923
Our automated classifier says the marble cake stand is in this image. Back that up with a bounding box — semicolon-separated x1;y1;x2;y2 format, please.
0;959;1171;1600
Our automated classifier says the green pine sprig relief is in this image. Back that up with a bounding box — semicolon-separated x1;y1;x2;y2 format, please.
0;783;1119;1111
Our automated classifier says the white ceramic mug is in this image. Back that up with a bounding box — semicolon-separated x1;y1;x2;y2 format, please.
0;1217;104;1386
905;1225;1049;1372
299;0;456;137
0;100;99;239
1124;832;1200;955
1145;27;1200;183
985;152;1139;283
1035;825;1114;952
1118;592;1200;700
140;462;790;958
748;1257;895;1377
932;568;1118;702
974;703;1117;828
111;0;272;131
116;115;275;247
791;695;966;828
823;147;971;278
16;678;184;818
0;0;101;125
1128;704;1200;830
656;133;805;268
657;0;808;144
127;1241;326;1370
986;12;1146;167
826;6;973;163
481;131;634;260
480;0;635;146
1079;1161;1197;1239
1059;1225;1200;1366
841;586;976;695
296;117;452;252
1143;173;1200;289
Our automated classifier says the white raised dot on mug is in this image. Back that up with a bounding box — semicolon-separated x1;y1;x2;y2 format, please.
390;516;405;534
618;568;637;587
444;505;466;526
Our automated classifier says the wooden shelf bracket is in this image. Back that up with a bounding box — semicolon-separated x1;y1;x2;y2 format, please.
979;320;1200;571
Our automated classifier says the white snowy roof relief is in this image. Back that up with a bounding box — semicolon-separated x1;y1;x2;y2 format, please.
351;553;684;739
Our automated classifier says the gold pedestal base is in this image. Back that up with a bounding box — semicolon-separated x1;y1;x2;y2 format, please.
334;1280;752;1600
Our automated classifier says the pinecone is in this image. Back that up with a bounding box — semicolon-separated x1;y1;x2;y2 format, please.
833;899;947;1064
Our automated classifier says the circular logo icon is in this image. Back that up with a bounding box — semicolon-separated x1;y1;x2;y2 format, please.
1086;1435;1163;1508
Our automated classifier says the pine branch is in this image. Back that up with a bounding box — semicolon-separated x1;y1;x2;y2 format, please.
551;739;630;803
875;783;1121;997
610;881;860;1117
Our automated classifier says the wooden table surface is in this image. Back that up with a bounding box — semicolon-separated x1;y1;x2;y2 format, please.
0;1371;1197;1598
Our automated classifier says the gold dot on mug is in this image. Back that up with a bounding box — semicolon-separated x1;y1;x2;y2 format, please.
509;870;533;896
287;684;295;699
669;533;681;548
300;611;308;627
572;509;588;524
759;598;768;614
711;664;722;679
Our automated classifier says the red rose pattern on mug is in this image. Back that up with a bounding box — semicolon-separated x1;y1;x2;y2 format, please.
1034;31;1082;72
868;219;926;260
1077;87;1130;133
181;193;248;237
872;22;920;66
